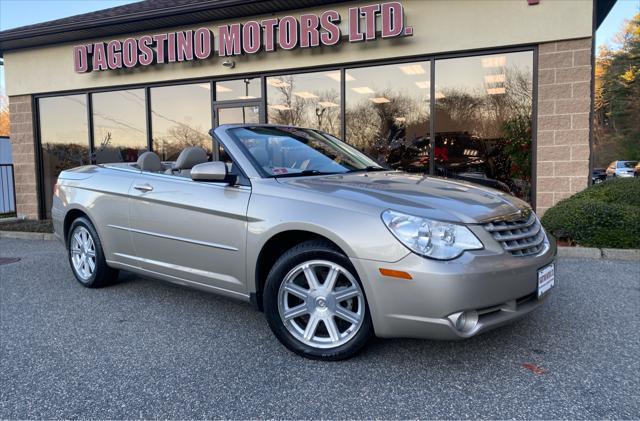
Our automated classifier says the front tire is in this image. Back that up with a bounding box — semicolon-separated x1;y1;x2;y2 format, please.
67;217;118;288
263;240;373;360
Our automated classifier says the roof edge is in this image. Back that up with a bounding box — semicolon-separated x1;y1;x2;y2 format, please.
0;0;258;41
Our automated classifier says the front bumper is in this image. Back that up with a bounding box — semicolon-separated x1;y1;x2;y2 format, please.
350;236;556;340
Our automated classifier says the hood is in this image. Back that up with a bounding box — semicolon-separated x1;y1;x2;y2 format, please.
278;171;531;224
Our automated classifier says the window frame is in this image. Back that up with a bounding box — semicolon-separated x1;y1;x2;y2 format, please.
91;88;149;164
34;93;91;219
32;44;538;219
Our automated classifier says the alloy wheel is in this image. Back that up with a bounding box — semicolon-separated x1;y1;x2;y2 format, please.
70;226;97;281
277;259;365;349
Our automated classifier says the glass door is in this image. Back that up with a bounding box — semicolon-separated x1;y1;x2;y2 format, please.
212;100;263;160
214;101;263;126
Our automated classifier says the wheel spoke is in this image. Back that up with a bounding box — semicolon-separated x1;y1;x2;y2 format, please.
86;249;96;258
73;233;82;247
303;314;320;340
71;248;81;255
323;266;339;292
278;259;366;349
324;317;341;342
333;286;360;302
284;283;310;300
87;258;95;272
335;306;360;325
303;265;320;290
283;304;308;320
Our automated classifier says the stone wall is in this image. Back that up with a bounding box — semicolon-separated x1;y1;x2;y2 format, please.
536;38;592;215
8;95;39;219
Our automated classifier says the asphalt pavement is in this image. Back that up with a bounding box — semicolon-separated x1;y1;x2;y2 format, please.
1;238;638;419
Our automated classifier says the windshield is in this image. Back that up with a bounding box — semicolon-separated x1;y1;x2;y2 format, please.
618;161;638;168
227;126;384;177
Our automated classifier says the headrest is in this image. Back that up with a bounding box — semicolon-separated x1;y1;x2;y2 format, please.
175;147;208;170
136;151;162;172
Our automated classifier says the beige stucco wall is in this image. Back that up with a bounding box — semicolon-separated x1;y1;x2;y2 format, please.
4;0;593;96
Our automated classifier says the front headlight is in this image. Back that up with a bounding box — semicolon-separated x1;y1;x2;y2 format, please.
381;210;483;260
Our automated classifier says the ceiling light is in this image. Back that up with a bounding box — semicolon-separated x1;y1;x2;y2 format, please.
267;79;290;88
269;104;291;111
394;117;406;122
481;56;506;68
486;87;506;95
484;74;506;84
318;101;339;107
198;83;211;90
237;95;257;99
369;97;390;104
414;81;430;89
325;72;355;82
351;86;375;94
216;85;232;93
293;91;319;99
435;92;445;99
399;64;427;75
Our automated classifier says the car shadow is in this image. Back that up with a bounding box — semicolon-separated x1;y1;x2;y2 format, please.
106;268;554;368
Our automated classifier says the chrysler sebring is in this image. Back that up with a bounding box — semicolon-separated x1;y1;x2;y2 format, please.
52;124;556;360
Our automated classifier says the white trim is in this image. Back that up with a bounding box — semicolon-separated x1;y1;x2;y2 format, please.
107;224;239;251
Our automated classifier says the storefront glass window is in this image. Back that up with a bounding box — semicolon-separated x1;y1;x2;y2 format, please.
151;83;212;161
38;95;90;218
266;71;341;137
345;61;431;172
216;78;262;101
435;51;533;201
92;89;147;164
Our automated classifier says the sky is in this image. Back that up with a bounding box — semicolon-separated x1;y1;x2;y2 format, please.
596;0;639;50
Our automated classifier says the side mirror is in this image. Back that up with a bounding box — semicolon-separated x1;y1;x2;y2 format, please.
191;161;227;182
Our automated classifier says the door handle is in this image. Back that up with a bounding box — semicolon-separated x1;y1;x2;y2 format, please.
133;183;153;192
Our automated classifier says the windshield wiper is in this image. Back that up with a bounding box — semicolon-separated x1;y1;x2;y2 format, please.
272;170;342;178
347;166;388;173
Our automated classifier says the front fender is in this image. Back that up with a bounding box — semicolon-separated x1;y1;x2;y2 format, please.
244;189;409;294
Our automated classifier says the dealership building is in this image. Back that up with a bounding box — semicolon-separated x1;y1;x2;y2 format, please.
0;0;614;219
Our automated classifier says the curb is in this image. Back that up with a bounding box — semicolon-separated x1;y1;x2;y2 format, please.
557;246;640;261
0;231;57;241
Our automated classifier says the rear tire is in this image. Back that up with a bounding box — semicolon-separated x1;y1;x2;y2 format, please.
67;217;118;288
263;240;373;360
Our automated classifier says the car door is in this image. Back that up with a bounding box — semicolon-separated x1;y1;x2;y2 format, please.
127;170;251;296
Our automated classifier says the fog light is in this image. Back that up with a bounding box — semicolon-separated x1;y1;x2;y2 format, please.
448;310;479;333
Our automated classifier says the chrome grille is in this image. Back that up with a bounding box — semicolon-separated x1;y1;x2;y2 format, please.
484;212;546;257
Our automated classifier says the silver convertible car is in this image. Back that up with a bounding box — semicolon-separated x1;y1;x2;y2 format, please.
53;124;556;360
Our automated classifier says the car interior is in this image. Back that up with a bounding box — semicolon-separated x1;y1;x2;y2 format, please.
132;147;235;180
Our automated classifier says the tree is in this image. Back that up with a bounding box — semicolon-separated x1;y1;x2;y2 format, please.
0;107;9;137
594;12;640;166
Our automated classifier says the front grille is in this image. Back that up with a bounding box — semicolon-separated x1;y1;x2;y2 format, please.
484;212;546;257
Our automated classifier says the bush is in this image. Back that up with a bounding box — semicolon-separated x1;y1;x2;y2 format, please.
541;178;640;248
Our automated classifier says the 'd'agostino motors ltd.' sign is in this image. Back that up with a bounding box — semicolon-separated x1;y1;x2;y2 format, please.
73;1;413;73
